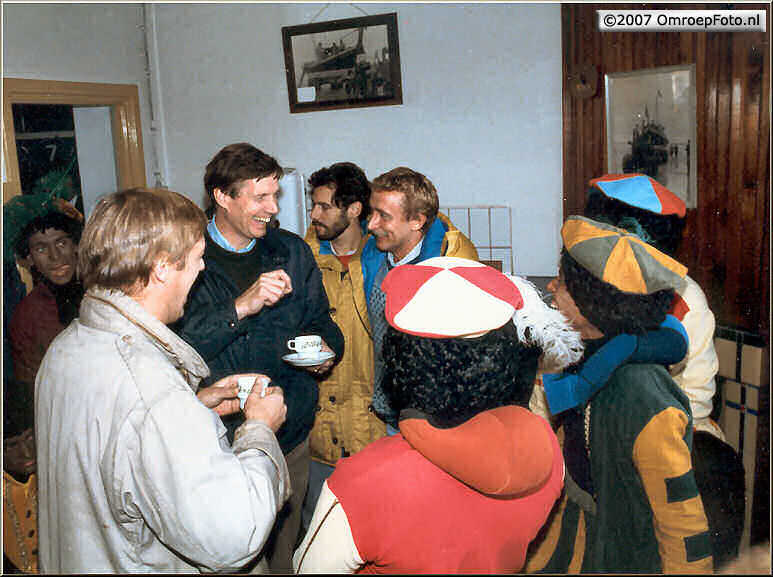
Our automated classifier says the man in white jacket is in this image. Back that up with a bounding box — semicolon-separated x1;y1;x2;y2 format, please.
35;188;290;573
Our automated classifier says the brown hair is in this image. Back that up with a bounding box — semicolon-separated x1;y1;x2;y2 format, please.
308;162;371;222
371;167;438;233
78;188;207;294
203;143;283;216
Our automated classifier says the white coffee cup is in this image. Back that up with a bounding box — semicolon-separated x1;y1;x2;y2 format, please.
287;335;322;357
237;375;269;409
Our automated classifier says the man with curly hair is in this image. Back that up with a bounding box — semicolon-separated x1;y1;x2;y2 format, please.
295;257;582;573
584;173;722;439
580;174;744;566
10;210;84;389
525;216;712;574
302;163;386;530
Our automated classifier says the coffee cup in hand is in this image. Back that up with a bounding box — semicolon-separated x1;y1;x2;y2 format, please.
287;335;322;357
237;376;269;410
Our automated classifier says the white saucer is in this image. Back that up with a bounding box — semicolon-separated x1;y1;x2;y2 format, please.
282;350;335;367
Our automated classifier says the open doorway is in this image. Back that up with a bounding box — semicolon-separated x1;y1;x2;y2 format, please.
12;103;87;216
3;78;146;205
3;78;147;291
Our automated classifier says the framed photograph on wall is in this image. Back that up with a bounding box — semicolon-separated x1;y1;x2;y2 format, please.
605;65;697;208
282;12;402;113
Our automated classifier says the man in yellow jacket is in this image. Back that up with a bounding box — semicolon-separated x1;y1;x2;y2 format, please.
302;163;387;530
363;167;478;434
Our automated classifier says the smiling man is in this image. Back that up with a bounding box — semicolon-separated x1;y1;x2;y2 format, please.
175;143;344;573
35;188;290;573
360;167;478;433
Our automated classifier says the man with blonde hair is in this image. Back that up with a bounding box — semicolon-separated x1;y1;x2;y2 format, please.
35;188;290;573
362;167;478;432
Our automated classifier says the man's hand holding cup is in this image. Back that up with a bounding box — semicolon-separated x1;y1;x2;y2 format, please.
286;334;336;375
239;375;286;432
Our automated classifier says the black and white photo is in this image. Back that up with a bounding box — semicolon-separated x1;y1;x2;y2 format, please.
282;12;402;113
605;65;698;207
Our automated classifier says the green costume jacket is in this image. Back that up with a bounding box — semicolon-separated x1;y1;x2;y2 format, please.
526;363;713;574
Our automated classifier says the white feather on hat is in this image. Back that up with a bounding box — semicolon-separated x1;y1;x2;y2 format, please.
507;275;584;374
382;256;583;372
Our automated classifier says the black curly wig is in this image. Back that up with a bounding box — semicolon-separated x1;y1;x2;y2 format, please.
560;249;674;337
381;322;540;428
584;188;685;257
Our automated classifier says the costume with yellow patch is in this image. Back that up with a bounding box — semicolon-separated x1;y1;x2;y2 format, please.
526;216;712;573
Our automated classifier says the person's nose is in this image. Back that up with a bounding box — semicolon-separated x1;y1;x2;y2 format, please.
266;195;279;215
546;277;558;293
310;205;321;220
367;213;379;231
49;244;64;263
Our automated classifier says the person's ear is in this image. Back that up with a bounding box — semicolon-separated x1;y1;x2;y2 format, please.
409;213;427;232
213;188;231;211
151;258;171;285
347;201;363;221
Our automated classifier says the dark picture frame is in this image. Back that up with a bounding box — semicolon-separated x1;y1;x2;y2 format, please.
282;12;402;113
605;65;698;208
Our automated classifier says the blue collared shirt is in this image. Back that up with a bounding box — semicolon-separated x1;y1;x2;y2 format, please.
387;238;424;267
207;219;256;253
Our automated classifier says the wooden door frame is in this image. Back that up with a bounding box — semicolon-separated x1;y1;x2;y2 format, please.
2;78;146;204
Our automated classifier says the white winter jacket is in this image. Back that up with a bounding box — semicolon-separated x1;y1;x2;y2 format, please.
35;287;290;573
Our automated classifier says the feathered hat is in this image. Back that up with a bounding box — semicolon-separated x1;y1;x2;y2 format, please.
3;167;83;262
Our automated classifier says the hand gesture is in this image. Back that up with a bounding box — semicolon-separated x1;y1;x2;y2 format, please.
243;385;287;432
235;269;293;320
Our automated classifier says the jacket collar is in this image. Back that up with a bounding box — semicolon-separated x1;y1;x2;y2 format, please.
417;214;450;262
399;406;554;497
305;220;369;258
79;287;209;388
361;212;455;301
304;225;372;337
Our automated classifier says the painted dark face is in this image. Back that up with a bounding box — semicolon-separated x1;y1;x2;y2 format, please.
27;228;77;285
546;270;598;339
3;428;36;478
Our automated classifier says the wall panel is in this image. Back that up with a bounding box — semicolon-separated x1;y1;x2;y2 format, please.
561;3;769;334
562;3;770;549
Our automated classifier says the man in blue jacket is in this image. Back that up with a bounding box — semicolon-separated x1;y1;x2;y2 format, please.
361;167;478;433
176;143;344;574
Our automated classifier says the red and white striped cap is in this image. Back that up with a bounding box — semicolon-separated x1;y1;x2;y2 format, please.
381;256;523;338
